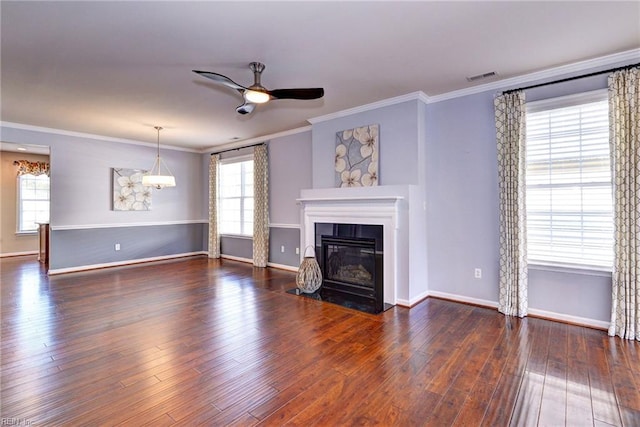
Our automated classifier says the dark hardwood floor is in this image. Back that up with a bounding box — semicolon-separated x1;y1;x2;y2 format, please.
1;255;639;426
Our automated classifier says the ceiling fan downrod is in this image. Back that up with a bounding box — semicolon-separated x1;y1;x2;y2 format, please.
249;62;266;90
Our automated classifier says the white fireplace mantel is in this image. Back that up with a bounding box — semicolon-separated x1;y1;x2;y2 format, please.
297;185;428;307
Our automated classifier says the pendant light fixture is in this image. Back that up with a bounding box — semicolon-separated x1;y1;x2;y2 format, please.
142;126;176;189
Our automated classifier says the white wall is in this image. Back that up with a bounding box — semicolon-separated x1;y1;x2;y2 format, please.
309;97;430;303
3;56;629;320
426;91;501;304
1;126;204;226
203;129;312;266
268;130;312;225
0;125;205;270
303;60;631;324
311;100;420;188
423;64;632;325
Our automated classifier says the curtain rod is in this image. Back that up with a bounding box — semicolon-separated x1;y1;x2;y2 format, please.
210;142;265;156
502;62;640;95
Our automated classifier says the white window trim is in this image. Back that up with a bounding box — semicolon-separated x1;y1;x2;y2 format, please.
526;89;607;112
16;174;50;233
220;233;253;240
525;89;612;272
528;262;612;277
219;153;253;165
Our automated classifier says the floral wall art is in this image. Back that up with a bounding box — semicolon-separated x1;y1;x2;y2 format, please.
112;168;152;211
335;124;379;187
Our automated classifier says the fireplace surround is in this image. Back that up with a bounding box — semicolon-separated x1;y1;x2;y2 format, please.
298;185;428;308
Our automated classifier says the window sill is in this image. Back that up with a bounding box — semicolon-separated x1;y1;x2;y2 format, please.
220;233;253;240
528;262;611;277
16;231;38;236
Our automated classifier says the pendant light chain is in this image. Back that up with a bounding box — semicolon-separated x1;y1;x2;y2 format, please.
155;126;162;160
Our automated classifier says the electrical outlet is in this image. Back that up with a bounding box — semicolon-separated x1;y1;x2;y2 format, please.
474;268;482;279
295;247;299;255
280;245;285;253
115;243;121;251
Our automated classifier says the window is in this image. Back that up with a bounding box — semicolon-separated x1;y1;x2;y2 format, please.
525;90;613;270
219;157;253;236
18;174;50;232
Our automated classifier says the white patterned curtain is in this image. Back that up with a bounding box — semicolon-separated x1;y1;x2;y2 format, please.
253;145;269;267
495;91;528;317
208;154;221;259
608;67;640;341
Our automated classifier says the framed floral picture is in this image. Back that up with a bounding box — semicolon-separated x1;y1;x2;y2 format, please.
112;168;152;211
335;124;379;187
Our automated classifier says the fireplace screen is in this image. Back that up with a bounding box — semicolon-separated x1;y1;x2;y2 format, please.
316;224;384;313
322;236;376;291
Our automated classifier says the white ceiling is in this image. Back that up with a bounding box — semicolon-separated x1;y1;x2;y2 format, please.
2;1;639;151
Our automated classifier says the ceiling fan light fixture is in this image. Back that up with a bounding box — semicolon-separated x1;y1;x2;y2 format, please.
244;89;270;104
142;126;176;190
193;62;324;115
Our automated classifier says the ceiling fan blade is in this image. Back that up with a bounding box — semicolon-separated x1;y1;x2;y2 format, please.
267;88;324;100
236;102;256;115
193;70;246;91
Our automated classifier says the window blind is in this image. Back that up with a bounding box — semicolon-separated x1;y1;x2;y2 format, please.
219;158;254;236
525;91;612;269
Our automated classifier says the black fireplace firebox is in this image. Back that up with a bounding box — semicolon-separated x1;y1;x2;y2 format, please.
315;223;384;313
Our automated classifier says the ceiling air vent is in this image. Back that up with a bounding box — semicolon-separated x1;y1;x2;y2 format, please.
466;71;498;82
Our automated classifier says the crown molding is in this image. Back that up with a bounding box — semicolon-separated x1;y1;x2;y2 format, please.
202;125;311;154
4;50;636;154
428;48;640;103
308;91;430;124
0;121;201;153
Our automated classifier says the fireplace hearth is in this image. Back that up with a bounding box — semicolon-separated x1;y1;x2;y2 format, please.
288;222;388;314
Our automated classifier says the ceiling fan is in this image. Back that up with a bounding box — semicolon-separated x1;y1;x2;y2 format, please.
193;62;324;115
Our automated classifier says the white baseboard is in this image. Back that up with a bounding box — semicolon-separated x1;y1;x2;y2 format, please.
220;255;299;272
49;252;298;275
425;290;608;330
0;250;38;258
48;252;208;275
396;289;430;308
220;254;253;264
527;307;609;331
267;262;298;272
427;290;499;309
